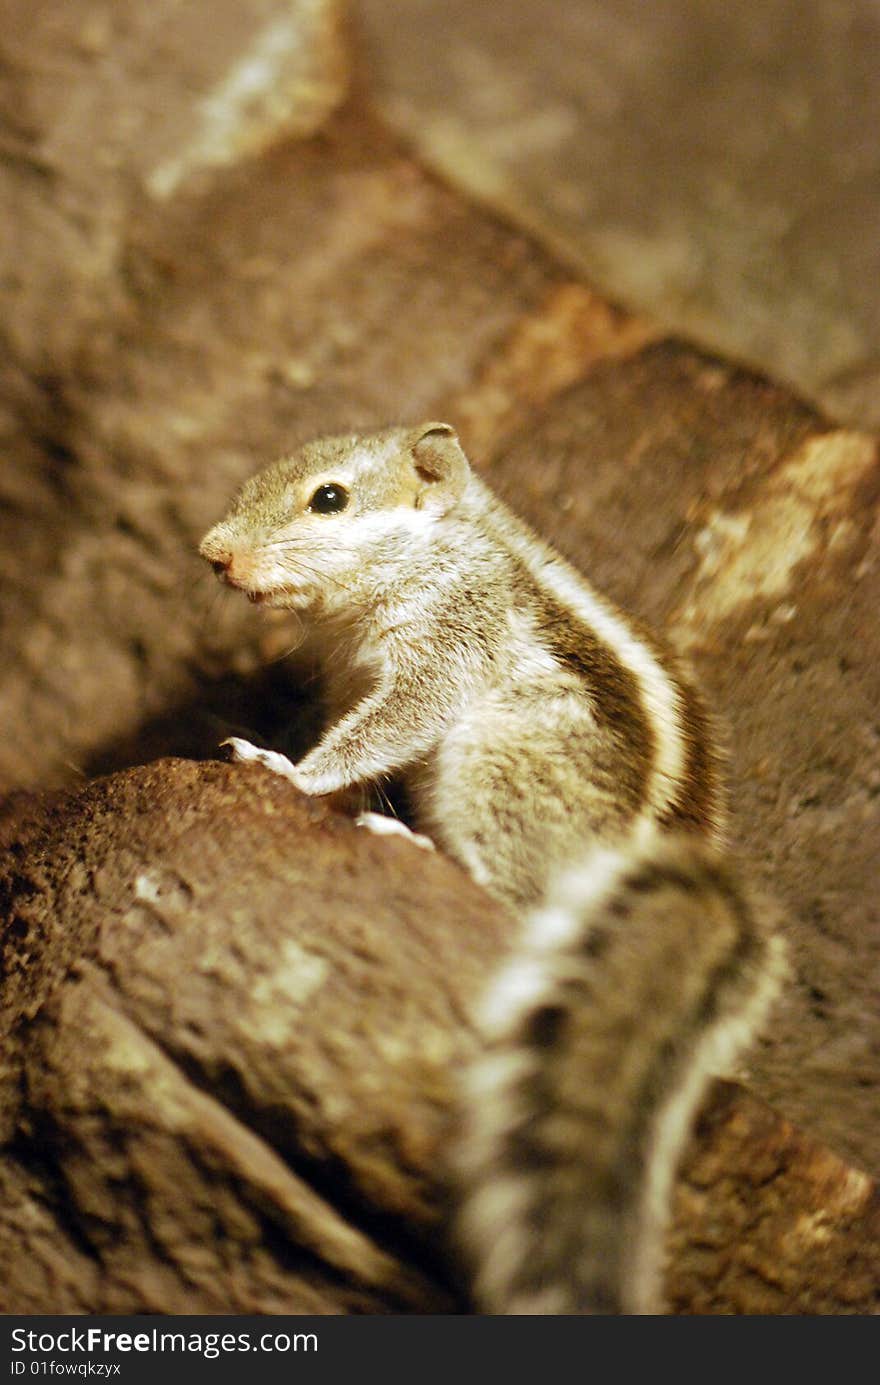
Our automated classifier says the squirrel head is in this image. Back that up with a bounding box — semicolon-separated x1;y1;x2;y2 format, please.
199;422;472;610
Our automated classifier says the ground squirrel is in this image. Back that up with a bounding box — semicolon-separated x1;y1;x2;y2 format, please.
200;421;785;1314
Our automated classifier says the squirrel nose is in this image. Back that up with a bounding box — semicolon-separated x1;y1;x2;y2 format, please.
210;551;248;588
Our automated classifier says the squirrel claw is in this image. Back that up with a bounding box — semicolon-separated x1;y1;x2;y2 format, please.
356;812;435;851
221;737;304;787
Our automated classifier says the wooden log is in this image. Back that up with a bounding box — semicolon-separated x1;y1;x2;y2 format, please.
1;761;876;1313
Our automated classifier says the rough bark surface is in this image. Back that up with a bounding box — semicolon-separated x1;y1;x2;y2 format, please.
0;0;877;1313
1;762;877;1314
669;1082;879;1315
0;760;501;1313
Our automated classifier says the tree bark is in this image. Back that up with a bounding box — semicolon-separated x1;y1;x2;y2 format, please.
1;760;877;1313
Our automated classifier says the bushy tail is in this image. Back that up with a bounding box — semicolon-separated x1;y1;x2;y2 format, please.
453;830;786;1314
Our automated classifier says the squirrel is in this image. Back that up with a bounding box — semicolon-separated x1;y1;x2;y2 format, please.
199;421;786;1314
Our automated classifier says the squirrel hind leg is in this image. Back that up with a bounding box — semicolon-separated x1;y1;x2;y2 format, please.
428;712;631;913
452;831;785;1315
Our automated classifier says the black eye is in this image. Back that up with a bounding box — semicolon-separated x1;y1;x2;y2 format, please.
308;483;349;514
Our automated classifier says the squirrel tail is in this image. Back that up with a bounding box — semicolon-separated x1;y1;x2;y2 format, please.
452;830;786;1314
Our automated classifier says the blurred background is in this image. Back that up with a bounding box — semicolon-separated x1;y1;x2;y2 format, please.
359;0;880;427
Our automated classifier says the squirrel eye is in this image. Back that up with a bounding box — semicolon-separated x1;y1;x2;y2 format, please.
308;482;349;514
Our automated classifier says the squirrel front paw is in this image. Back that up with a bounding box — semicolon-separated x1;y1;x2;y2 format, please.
221;738;348;796
221;737;308;790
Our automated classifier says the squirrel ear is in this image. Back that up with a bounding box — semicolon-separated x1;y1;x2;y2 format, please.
410;422;469;513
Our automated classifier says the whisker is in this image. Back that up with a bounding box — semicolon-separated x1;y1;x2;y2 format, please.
282;559;354;595
264;612;307;662
252;544;356;596
200;540;356;597
194;578;228;636
376;780;399;819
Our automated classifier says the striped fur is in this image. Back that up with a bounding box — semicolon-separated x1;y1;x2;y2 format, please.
454;828;785;1313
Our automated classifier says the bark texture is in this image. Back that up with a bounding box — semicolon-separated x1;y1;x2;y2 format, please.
0;760;499;1312
1;762;877;1314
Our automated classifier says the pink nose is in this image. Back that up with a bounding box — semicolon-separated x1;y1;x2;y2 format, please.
200;532;253;586
211;552;252;588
